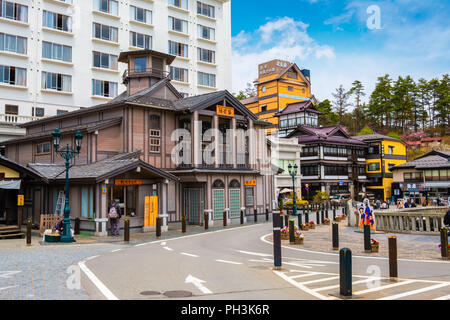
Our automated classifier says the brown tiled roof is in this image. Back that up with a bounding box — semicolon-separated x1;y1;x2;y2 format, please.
391;154;450;170
240;96;258;105
275;101;323;117
352;133;404;143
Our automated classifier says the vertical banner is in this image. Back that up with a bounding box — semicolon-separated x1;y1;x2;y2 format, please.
144;196;150;227
150;196;158;227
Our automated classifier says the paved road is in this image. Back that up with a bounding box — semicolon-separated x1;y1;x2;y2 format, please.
81;222;450;300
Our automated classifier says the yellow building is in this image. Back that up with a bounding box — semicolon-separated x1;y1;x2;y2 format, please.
352;134;407;201
241;59;314;134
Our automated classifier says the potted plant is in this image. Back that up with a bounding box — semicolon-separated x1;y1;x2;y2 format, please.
438;244;450;256
281;227;289;240
303;222;310;231
371;239;379;252
294;231;304;244
323;218;331;225
309;221;315;229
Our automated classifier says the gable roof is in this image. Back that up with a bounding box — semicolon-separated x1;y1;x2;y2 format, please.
352;133;405;144
274;101;323;117
256;62;310;87
0;156;47;183
391;154;450;170
287;125;366;147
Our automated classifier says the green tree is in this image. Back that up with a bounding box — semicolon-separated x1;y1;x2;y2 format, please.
387;131;402;140
417;78;431;130
332;85;351;124
368;75;392;129
348;80;366;133
357;126;374;136
316;99;338;126
434;74;450;136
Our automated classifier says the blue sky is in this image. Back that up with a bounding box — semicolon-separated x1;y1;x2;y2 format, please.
230;0;450;105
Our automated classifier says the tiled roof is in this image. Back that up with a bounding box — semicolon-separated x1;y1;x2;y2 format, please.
240;96;258;105
352;133;404;143
275;101;323;116
289;125;366;147
392;154;450;170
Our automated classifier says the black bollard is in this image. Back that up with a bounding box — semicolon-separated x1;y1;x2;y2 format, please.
389;236;398;277
266;208;269;221
204;213;209;230
364;224;371;252
333;208;336;221
240;209;244;225
156;217;161;238
74;217;80;235
342;207;345;216
182;215;186;233
223;210;227;227
321;211;324;224
280;214;284;228
297;213;302;228
254;209;258;223
124;219;130;243
26;219;31;246
305;211;309;225
325;207;329;219
316;211;320;225
284;214;289;227
273;211;282;270
440;227;449;259
340;248;352;296
332;223;339;250
289;220;295;244
302;206;306;216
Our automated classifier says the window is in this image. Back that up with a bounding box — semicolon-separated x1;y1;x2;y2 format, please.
287;70;297;79
324;146;347;157
130;32;151;49
93;0;118;15
324;165;348;176
149;114;161;153
301;165;318;176
93;51;118;70
388;163;396;172
133;57;146;72
197;1;214;18
197;25;215;41
301;146;318;157
288;86;293;91
368;145;380;155
358;165;365;175
261;86;266;93
0;65;26;86
42;42;71;62
5;104;18;115
169;66;188;82
43;10;71;32
0;33;27;54
168;40;188;57
81;186;94;218
404;172;423;182
0;0;27;22
198;72;215;87
92;79;117;98
367;163;380;172
36;142;50;155
41;72;71;92
57;110;68;115
168;16;188;33
32;107;45;117
245;187;254;206
130;5;151;24
168;0;187;10
197;48;215;63
261;105;267;112
92;22;118;42
388;146;394;154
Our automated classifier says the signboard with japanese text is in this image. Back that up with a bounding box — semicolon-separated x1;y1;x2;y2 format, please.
115;179;143;186
244;179;256;186
216;105;234;117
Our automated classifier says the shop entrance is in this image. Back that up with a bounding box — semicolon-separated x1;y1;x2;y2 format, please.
184;188;205;225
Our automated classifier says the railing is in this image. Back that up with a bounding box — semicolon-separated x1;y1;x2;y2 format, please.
373;206;449;234
237;153;249;169
0;114;39;124
123;68;170;81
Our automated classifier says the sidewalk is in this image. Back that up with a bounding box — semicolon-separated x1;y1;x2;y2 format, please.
275;218;447;261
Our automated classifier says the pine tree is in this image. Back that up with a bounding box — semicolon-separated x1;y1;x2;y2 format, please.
368;75;392;128
434;74;450;136
348;80;366;133
332;85;351;124
417;78;431;130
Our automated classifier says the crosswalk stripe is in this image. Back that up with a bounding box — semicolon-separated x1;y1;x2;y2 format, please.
300;276;340;285
433;294;450;300
314;278;378;292
354;280;416;295
378;283;450;300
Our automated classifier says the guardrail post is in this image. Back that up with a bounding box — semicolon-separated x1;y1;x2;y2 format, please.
204;213;209;230
156;217;162;238
74;217;80;235
254;209;258;223
124;219;129;243
182;215;186;233
332;223;339;250
223;210;227;227
273;211;282;270
26;219;31;246
340;248;352;296
389;236;398;277
364;224;371;252
289;219;295;244
441;227;449;259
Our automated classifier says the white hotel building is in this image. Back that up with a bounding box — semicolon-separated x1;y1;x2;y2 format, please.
0;0;232;144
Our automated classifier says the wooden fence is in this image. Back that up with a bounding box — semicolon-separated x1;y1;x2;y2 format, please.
40;214;64;235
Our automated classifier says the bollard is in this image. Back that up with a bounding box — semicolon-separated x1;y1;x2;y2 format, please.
74;217;80;235
440;227;449;259
297;213;302;228
305;211;309;225
364;224;371;252
124;219;130;243
340;248;352;296
280;214;284;228
254;209;258;223
388;236;398;278
333;208;336;221
332;223;339;250
204;213;209;230
302;206;305;215
26;219;31;246
240;209;244;225
156;217;162;238
316;211;320;225
289;220;295;244
321;211;324;224
285;214;290;227
182;215;186;233
342;207;345;216
223;210;227;227
266;208;269;221
273;211;282;270
325;207;329;219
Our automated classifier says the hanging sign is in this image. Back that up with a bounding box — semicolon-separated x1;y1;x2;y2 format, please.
17;195;24;206
244;179;256;186
115;179;143;186
216;105;234;117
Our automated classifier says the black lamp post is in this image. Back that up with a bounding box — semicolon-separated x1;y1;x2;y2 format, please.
52;128;83;243
288;163;298;216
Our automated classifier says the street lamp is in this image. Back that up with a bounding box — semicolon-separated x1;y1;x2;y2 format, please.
52;129;83;243
288;163;298;216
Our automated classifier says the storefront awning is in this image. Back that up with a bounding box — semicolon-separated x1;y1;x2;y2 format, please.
0;180;21;190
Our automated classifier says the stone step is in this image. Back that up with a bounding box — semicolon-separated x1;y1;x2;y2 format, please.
0;232;25;239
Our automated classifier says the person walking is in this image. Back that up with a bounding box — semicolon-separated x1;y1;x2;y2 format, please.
108;199;122;237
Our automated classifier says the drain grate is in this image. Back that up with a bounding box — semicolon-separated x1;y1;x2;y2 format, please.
163;290;193;298
140;291;161;296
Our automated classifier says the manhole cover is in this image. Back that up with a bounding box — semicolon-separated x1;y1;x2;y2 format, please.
163;290;193;298
140;291;161;296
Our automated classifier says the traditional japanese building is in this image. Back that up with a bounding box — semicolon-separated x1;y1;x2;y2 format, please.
2;49;275;234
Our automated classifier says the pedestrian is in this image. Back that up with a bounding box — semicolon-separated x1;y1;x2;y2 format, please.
410;200;417;208
55;218;64;234
404;200;409;209
109;199;122;237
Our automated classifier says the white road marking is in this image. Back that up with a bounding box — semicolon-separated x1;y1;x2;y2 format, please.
0;285;17;292
215;259;242;265
163;247;173;251
273;270;338;300
434;294;450;300
314;278;379;292
86;255;99;261
291;273;321;279
300;276;340;285
161;242;166;246
0;271;21;279
181;252;199;258
185;275;213;295
78;260;118;300
378;283;450;300
238;250;272;257
354;280;416;295
110;249;122;253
